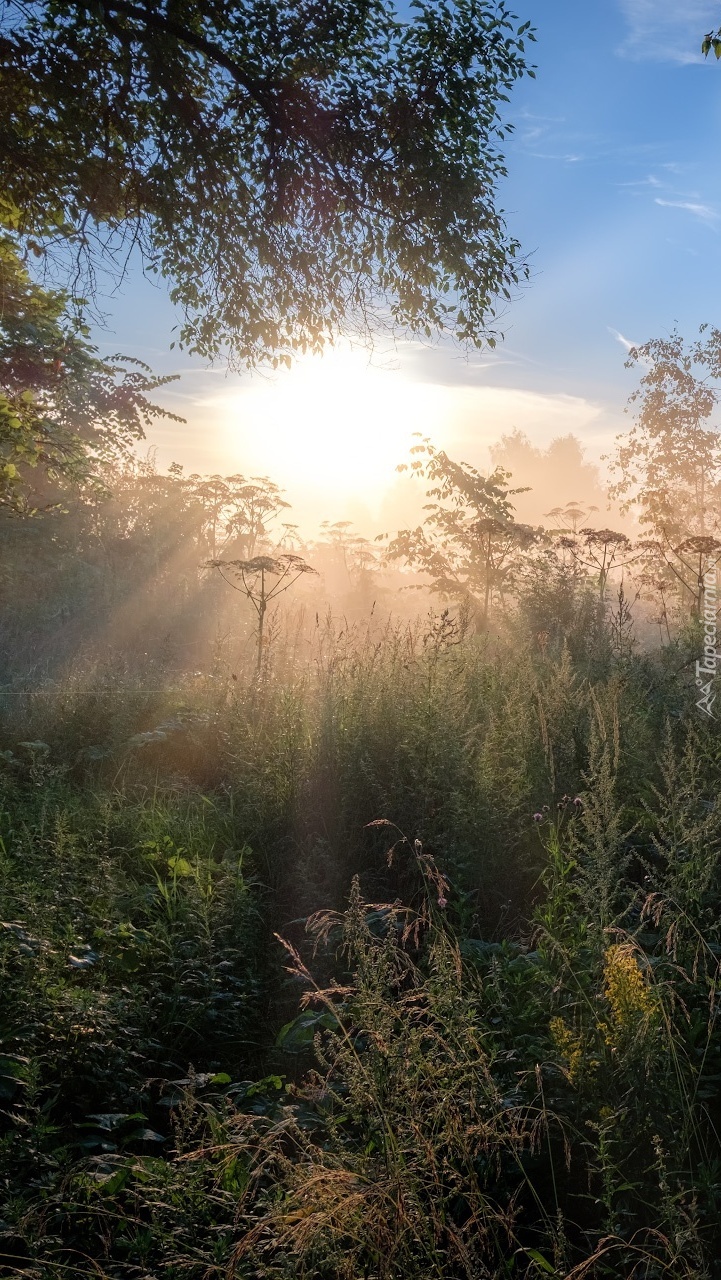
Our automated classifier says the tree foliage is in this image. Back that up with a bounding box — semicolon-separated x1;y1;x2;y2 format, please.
189;473;290;558
0;0;534;367
387;435;538;624
0;235;181;514
703;23;721;58
609;328;721;540
608;327;721;623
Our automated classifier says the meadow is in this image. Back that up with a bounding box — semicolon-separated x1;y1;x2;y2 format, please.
2;601;720;1279
4;3;721;1274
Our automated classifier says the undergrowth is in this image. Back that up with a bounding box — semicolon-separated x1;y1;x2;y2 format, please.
0;616;719;1277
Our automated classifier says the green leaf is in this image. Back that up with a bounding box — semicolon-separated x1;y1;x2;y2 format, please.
99;1164;132;1196
524;1250;558;1276
245;1074;284;1097
276;1011;337;1050
167;855;193;876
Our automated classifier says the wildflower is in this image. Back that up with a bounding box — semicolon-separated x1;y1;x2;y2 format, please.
601;944;657;1050
532;812;543;822
437;895;448;909
549;1016;587;1085
572;796;583;809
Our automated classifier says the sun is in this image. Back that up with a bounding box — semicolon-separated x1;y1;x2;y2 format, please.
221;346;444;513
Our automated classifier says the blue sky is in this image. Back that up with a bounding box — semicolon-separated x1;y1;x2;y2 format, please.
491;0;721;402
97;0;721;523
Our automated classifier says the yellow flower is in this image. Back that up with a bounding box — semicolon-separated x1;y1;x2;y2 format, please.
550;1016;585;1084
602;944;656;1048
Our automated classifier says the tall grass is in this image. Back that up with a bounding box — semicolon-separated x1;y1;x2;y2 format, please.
1;611;719;1276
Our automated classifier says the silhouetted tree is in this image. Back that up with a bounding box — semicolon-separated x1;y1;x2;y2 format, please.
1;0;535;367
556;528;634;604
636;535;721;622
544;500;599;533
490;430;607;527
609;328;721;540
0;236;179;515
386;436;538;626
610;327;721;622
316;521;380;590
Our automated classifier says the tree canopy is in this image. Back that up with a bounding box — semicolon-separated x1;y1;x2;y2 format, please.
0;234;181;515
609;328;721;540
387;435;538;624
0;0;534;368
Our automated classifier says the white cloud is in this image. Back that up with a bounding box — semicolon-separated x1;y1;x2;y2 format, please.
616;0;718;63
529;152;584;164
516;110;567;124
143;374;619;534
608;327;637;353
618;173;663;188
655;196;719;223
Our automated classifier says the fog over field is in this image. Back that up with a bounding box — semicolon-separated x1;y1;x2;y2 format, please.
3;3;721;1277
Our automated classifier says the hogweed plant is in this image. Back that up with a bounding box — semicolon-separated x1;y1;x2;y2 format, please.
207;552;317;673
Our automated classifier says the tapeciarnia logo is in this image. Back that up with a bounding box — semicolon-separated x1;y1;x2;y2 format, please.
696;568;718;718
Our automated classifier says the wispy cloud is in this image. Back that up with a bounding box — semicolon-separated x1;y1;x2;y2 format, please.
616;0;718;64
516;110;567;124
617;173;663;188
608;328;654;369
655;197;719;224
608;327;637;354
529;152;584;164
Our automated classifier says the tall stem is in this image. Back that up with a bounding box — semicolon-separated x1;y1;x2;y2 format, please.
257;569;266;673
483;532;492;627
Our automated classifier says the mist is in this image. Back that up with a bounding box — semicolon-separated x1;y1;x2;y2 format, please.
4;2;721;1275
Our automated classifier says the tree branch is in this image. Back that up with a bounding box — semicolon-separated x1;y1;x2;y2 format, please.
95;0;277;118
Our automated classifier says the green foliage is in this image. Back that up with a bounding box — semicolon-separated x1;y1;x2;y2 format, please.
606;326;721;623
702;28;721;58
610;327;721;536
0;612;719;1275
387;436;540;625
0;0;535;366
0;234;182;514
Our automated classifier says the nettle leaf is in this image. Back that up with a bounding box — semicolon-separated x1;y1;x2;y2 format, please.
97;1164;132;1196
277;1011;338;1050
244;1074;285;1096
167;855;194;877
85;1113;145;1131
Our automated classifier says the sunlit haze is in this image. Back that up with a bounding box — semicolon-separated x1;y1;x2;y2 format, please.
215;348;448;522
6;3;721;1260
101;0;721;524
150;349;619;535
